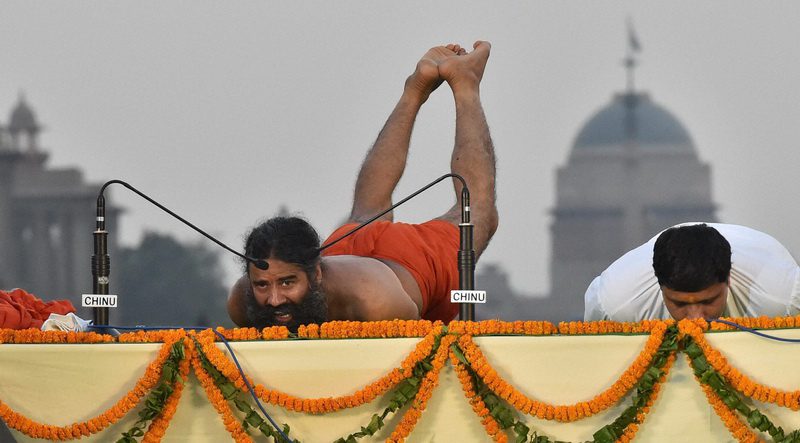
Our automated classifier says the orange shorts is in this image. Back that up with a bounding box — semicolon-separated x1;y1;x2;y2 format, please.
321;220;460;322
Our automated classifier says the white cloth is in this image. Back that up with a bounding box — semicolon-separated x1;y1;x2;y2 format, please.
584;223;800;321
40;312;92;332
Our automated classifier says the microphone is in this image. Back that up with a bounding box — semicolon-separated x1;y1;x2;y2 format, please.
91;194;110;326
458;186;476;321
90;179;268;327
319;173;476;321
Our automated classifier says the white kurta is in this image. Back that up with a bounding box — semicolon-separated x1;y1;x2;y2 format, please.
584;223;800;321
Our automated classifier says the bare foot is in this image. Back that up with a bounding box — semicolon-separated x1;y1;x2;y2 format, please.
439;41;491;94
404;45;458;103
446;44;465;55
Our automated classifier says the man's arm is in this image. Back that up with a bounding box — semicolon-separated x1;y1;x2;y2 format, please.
349;45;462;223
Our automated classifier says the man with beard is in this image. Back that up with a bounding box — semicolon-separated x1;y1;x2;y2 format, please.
227;41;498;332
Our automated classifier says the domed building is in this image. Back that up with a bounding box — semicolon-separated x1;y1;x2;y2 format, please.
548;52;717;320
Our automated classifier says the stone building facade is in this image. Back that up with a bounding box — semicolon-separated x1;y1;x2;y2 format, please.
0;95;119;300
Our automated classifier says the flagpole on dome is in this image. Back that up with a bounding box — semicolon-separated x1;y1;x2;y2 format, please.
624;17;641;94
621;17;643;147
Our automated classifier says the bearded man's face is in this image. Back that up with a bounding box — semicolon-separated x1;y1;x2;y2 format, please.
245;259;328;332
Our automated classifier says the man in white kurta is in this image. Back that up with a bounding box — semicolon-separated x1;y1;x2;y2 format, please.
584;223;800;321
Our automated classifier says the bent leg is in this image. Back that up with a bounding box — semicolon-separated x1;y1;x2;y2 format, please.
349;45;462;223
435;41;498;258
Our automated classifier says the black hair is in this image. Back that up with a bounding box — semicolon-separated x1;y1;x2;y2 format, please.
243;216;321;276
652;224;731;292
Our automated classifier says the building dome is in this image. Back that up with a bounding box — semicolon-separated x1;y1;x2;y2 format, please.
8;96;40;133
573;92;694;153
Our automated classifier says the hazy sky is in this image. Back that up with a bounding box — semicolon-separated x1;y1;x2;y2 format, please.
3;1;799;296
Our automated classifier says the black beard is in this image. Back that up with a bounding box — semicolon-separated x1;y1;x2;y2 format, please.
244;283;328;333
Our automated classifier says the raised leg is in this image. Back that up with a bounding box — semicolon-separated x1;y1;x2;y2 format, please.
436;41;498;257
348;45;461;223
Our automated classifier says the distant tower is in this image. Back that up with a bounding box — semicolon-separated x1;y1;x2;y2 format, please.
0;95;121;300
8;93;41;152
548;24;718;319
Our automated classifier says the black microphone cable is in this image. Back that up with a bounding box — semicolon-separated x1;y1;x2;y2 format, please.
99;180;268;269
319;172;475;320
319;172;469;251
91;180;269;328
707;318;800;343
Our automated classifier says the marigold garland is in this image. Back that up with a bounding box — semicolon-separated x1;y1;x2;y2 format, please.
445;319;669;337
558;319;669;335
190;341;253;443
196;326;445;414
298;319;438;339
454;321;670;422
3;316;800;442
118;329;192;343
0;328;115;344
141;337;193;442
451;327;677;443
387;333;456;442
678;319;800;410
215;326;289;341
450;348;507;442
692;359;762;443
558;320;674;335
0;334;182;440
708;315;800;332
448;320;557;336
614;353;676;443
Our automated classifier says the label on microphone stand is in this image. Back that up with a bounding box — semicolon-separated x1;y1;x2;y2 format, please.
81;294;118;308
450;290;487;304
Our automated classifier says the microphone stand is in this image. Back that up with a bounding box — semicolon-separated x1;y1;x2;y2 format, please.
90;179;269;328
91;195;110;327
319;173;476;321
458;187;475;321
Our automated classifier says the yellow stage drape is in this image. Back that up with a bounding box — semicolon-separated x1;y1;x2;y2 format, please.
2;329;800;442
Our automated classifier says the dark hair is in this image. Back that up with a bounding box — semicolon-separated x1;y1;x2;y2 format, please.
243;216;321;275
652;224;731;292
